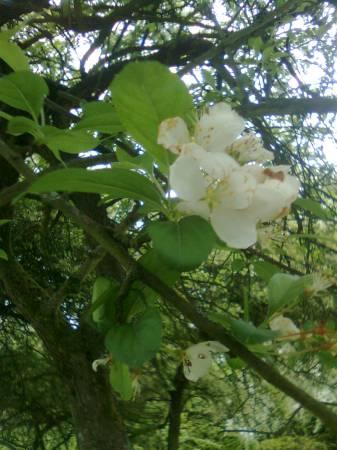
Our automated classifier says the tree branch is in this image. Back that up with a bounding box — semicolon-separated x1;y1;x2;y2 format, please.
239;97;337;117
46;198;337;435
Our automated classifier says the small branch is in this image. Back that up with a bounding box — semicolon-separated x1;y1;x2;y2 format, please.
50;246;106;310
167;365;187;450
46;198;337;435
2;136;337;434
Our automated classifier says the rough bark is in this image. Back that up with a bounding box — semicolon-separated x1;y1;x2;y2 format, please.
167;366;187;450
66;353;131;450
0;259;130;450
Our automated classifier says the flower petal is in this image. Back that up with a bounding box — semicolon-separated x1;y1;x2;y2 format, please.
216;169;257;210
250;174;300;221
211;206;258;248
177;199;210;219
158;117;190;154
169;154;206;201
183;343;213;381
270;315;300;340
92;356;111;372
195;103;245;152
227;133;274;163
198;152;239;179
204;341;229;353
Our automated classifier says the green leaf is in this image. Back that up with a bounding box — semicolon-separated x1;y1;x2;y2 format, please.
109;361;133;400
268;273;312;316
140;249;180;286
0;249;8;261
295;198;331;220
319;351;337;369
227;357;246;370
148;216;215;271
120;250;180;322
75;101;124;135
116;148;153;174
91;277;119;331
29;168;164;211
0;34;30;72
105;308;162;367
231;259;246;272
42;126;99;155
229;318;278;345
247;36;264;51
111;61;194;169
262;46;274;61
0;71;48;120
7;116;43;139
253;261;280;282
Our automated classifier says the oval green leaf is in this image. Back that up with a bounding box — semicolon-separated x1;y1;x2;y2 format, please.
111;61;194;169
0;36;30;72
105;308;162;367
268;273;313;316
75;101;124;135
29;168;164;212
109;361;133;401
148;216;216;271
0;71;48;120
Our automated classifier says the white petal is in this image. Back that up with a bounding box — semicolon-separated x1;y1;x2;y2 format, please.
198;152;239;179
203;341;229;353
176;199;210;219
244;164;266;183
211;206;258;249
195;103;245;152
279;343;295;354
183;343;213;382
180;142;206;159
92;356;110;372
158;117;190;154
216;169;257;210
227;133;274;163
169;154;206;201
270;316;300;340
250;174;300;221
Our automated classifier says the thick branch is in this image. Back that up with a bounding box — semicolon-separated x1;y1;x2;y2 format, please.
2;133;337;434
167;365;187;450
239;97;337;117
48;199;337;434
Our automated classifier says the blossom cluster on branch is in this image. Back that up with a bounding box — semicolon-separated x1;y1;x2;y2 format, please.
158;103;300;248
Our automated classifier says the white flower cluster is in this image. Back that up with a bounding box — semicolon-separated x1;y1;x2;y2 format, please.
158;103;300;249
269;315;300;341
183;341;229;381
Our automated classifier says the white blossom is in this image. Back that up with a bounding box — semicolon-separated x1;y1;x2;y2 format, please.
305;273;333;297
183;341;229;382
158;102;245;155
158;103;300;249
269;315;300;341
227;133;274;163
157;117;189;154
169;147;299;248
194;103;245;152
92;356;111;372
278;343;295;355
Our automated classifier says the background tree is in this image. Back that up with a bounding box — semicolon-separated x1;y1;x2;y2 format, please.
0;0;336;449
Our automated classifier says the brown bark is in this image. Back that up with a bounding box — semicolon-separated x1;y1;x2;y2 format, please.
66;353;131;450
0;259;130;450
167;366;187;450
